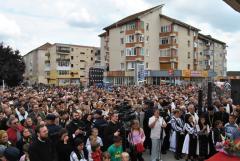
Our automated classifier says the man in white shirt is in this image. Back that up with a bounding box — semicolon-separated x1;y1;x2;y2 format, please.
15;106;28;122
149;108;167;161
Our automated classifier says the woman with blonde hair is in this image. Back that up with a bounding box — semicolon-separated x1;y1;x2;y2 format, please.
128;119;145;161
0;130;11;147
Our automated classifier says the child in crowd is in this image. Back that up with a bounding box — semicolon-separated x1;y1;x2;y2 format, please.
107;136;123;161
19;143;30;161
91;143;102;161
121;152;130;161
102;151;111;161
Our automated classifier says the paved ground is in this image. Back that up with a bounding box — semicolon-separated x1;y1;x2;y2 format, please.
142;149;185;161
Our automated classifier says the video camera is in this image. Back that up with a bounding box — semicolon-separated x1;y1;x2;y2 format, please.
115;101;136;122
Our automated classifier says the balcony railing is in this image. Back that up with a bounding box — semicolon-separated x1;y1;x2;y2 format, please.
56;58;70;61
56;66;71;70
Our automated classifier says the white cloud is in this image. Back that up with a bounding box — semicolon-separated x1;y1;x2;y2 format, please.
67;8;97;28
0;14;21;38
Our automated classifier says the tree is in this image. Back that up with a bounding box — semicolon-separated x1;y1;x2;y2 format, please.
0;42;25;87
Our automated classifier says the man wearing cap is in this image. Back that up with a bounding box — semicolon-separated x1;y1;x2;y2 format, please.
46;114;62;145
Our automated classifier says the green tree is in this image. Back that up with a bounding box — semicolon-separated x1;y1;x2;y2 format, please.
0;42;25;87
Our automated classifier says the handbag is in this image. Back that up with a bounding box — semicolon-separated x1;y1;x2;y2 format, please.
135;143;145;153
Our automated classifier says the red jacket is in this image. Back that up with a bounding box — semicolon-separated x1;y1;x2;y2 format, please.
91;149;102;161
7;126;24;145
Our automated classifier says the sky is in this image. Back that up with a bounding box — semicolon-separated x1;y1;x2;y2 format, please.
0;0;239;71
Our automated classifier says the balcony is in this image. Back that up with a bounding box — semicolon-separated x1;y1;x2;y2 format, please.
134;43;143;48
56;58;70;61
56;46;70;54
169;32;177;37
126;55;144;62
160;31;178;37
135;30;143;34
56;66;71;70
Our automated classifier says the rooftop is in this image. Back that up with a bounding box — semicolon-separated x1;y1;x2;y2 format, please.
198;33;226;45
24;42;52;56
103;4;164;30
159;14;200;31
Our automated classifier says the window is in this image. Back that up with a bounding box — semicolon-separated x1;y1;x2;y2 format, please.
187;64;190;69
91;57;93;61
121;50;124;57
125;35;135;43
58;70;70;75
146;62;149;69
80;60;85;62
125;48;136;56
161;25;172;33
188;40;191;47
160;49;171;57
173;25;178;32
199;61;202;66
200;52;202;56
126;22;136;30
146;49;149;56
120;38;124;44
160;37;169;45
146;36;149;43
205;60;209;65
71;56;73;60
140;48;144;56
146;23;149;31
127;62;135;69
188;52;191;59
80;52;85;55
138;35;144;42
121;63;124;70
120;25;125;32
71;64;73;68
58;61;70;66
71;48;74;52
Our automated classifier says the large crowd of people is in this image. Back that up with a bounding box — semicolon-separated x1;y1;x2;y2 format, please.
0;84;239;161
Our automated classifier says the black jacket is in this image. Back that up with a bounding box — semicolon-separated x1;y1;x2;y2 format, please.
104;121;122;148
29;138;57;161
56;141;72;161
214;111;229;125
66;119;86;142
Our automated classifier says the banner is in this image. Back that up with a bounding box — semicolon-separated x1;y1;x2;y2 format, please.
136;64;145;84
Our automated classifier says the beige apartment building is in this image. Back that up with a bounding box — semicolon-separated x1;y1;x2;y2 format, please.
24;43;101;86
100;5;227;85
23;43;52;85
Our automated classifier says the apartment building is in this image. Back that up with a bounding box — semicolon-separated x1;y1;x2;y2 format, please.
198;34;227;78
24;43;101;86
23;43;52;85
100;5;227;85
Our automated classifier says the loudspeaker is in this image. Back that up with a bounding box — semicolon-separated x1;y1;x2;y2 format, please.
207;82;213;107
231;79;240;105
